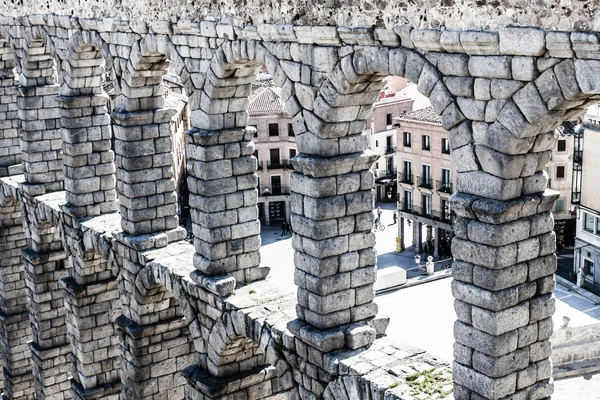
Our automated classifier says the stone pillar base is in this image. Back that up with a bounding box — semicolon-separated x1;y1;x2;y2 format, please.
29;342;71;399
116;315;194;400
2;367;35;400
0;312;33;398
183;364;289;400
70;378;120;400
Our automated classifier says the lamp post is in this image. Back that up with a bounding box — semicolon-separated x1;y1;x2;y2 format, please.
414;254;435;276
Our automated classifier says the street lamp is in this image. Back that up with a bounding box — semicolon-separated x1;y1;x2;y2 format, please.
414;254;435;275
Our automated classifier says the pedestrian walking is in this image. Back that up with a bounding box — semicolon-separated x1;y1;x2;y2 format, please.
377;207;382;220
393;211;397;224
281;221;286;236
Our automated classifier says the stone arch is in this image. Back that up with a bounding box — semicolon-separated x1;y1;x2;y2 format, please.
0;189;32;398
186;39;304;286
117;34;191;112
0;32;21;176
194;39;300;131
13;26;64;195
111;34;188;237
19;198;70;399
17;25;60;87
186;308;296;399
59;30;116;97
117;261;197;400
58;30;118;218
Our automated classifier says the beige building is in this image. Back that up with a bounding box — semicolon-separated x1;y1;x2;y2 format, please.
395;107;454;257
367;90;414;202
574;104;600;293
395;107;575;258
248;82;296;225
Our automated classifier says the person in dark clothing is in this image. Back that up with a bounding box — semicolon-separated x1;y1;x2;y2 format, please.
281;221;287;236
393;211;397;224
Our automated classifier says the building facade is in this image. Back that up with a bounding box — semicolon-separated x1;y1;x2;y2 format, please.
395;107;454;257
574;104;600;294
396;107;575;258
367;89;414;202
248;81;296;225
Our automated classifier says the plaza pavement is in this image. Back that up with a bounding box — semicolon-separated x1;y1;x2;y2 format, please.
259;203;600;398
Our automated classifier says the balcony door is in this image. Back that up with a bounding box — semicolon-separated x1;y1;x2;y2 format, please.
386;157;394;175
271;175;282;195
270;148;280;168
441;168;451;192
403;160;412;182
422;164;431;186
403;190;412;211
422;194;432;216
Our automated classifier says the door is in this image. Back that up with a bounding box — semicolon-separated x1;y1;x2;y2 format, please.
270;149;280;168
584;259;595;289
386;157;394;175
271;175;282;195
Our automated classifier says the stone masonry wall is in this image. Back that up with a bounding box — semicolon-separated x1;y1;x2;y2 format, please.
0;12;599;400
1;1;600;31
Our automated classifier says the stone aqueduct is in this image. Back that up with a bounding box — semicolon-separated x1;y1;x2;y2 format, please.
0;3;597;400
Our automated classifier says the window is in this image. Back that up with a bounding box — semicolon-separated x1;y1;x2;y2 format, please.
555;199;564;212
596;217;600;237
422;135;431;151
289;148;297;159
403;132;411;147
402;160;412;183
556;166;565;179
557;140;566;152
585;213;595;232
442;138;450;154
386;113;393;126
271;175;282;195
269;148;281;168
403;190;412;211
269;123;279;137
288;123;295;137
441;198;450;221
422;194;432;216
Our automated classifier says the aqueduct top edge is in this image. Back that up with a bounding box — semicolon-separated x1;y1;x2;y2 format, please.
1;1;600;32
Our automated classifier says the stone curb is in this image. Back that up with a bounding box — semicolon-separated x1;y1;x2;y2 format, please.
556;275;600;306
376;267;453;295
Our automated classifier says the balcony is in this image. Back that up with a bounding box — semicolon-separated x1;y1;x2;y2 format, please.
432;209;452;222
417;176;433;189
400;173;413;185
400;201;414;212
385;145;397;155
259;186;291;196
436;180;453;194
385;168;397;178
267;159;293;170
398;203;452;223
